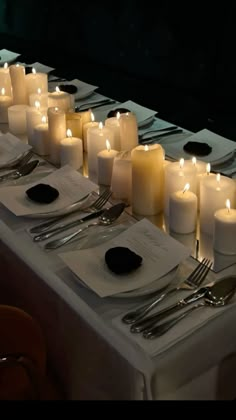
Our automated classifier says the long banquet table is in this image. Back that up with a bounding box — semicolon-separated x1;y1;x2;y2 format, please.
1;54;236;400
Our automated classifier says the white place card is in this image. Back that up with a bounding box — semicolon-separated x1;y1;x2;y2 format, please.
60;218;191;298
0;49;20;64
0;165;97;216
0;132;31;167
118;100;157;125
27;62;55;74
49;78;98;100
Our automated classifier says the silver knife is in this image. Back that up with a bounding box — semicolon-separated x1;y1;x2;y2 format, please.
0;160;39;182
33;208;104;242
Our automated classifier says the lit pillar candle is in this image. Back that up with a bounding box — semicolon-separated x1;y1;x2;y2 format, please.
8;104;29;135
29;88;48;108
82;112;99;152
9;64;28;104
48;107;66;165
33;115;50;156
119;112;138;151
48;86;74;112
60;129;83;170
97;140;118;185
200;173;235;235
26;101;46;147
0;63;12;96
169;183;197;234
25;68;48;101
213;199;236;255
111;151;132;204
87;122;114;178
0;87;13;123
164;158;197;215
105;111;121;151
131;144;164;215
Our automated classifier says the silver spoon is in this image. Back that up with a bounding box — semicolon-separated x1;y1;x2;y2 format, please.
44;202;126;250
143;287;236;339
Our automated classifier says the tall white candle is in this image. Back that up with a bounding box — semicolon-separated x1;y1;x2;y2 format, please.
131;144;164;215
26;101;46;147
111;151;132;204
48;107;66;165
0;63;12;96
200;173;235;234
105;111;121;151
8;104;29;135
25;68;48;101
164;158;197;215
97;140;118;185
60;129;83;170
29;88;48;108
119;112;138;151
33;115;50;156
0;87;13;123
82;112;99;152
48;86;74;112
9;64;28;104
169;183;198;234
213;199;236;255
87;122;114;178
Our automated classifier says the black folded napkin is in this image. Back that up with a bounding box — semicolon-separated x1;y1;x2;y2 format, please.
26;183;59;204
59;84;78;94
105;246;142;274
183;141;212;156
107;107;130;118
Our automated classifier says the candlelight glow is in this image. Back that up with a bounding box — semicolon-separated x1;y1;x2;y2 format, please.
55;107;59;112
183;183;190;194
32;68;36;74
216;173;221;183
67;129;72;138
192;157;197;165
226;199;231;212
206;163;211;174
144;145;149;152
37;88;41;95
3;63;8;69
1;88;5;96
34;100;40;109
16;64;19;67
125;112;129;116
179;158;184;168
55;86;60;93
42;116;47;124
99;122;103;129
91;112;95;122
116;111;120;120
106;139;111;152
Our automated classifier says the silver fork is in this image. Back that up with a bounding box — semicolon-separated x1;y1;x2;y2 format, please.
30;189;112;234
122;258;212;325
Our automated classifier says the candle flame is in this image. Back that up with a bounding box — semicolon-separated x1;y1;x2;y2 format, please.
144;145;149;152
192;157;197;165
179;158;184;168
91;112;95;122
32;67;36;74
183;183;190;194
3;63;8;69
66;129;72;138
16;64;19;67
116;111;120;120
1;88;5;96
55;86;60;93
99;122;103;129
206;163;211;174
34;100;40;109
125;112;129;116
216;173;221;183
55;107;59;112
42;116;47;124
106;139;111;152
226;199;231;213
37;88;41;95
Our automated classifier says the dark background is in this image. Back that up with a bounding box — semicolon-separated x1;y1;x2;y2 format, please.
1;0;236;139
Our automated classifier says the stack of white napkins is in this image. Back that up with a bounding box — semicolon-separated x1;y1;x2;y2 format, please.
0;133;31;168
59;218;190;298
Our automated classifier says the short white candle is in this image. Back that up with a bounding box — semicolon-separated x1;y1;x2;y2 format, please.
48;86;74;112
25;68;48;101
82;112;99;152
164;158;197;215
9;64;28;104
26;101;46;147
213;199;236;255
87;122;114;178
29;88;48;108
131;144;165;215
8;104;29;135
0;63;12;96
105;111;121;151
0;87;13;123
111;151;132;204
33;115;50;156
200;173;235;235
97;140;118;185
48;107;66;165
119;112;138;151
169;183;198;234
60;129;83;170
